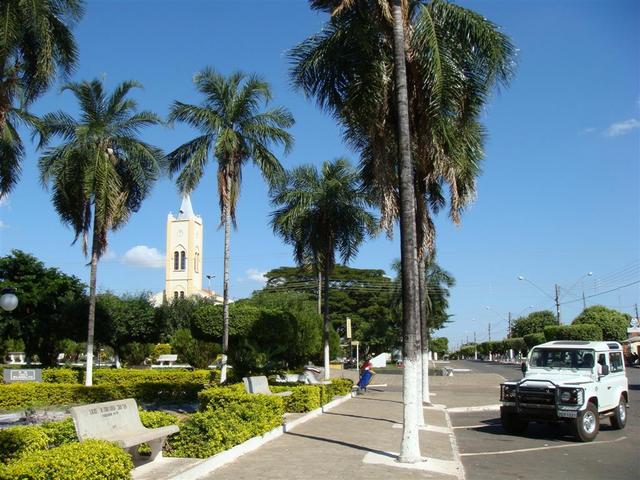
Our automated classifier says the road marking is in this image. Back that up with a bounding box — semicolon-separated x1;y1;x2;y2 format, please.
452;423;499;430
444;401;467;480
391;423;453;434
448;404;501;413
362;451;460;477
460;436;627;457
452;368;471;372
368;384;387;387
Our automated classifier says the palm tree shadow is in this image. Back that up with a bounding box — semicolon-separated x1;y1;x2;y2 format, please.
285;431;395;458
325;411;398;424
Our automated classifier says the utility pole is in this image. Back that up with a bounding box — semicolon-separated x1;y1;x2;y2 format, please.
635;303;638;321
473;332;477;360
508;312;512;338
582;291;586;309
555;284;561;324
488;323;491;342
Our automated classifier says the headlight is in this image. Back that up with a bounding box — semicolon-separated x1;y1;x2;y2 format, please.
559;388;584;405
501;385;516;401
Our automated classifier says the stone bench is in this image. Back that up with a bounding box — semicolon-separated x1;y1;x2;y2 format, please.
151;354;192;369
243;376;292;396
70;398;179;462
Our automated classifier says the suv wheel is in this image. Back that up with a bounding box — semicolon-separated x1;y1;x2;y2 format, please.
573;402;599;442
501;408;528;434
610;395;627;429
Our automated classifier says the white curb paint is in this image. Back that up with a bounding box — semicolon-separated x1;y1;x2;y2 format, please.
443;406;466;480
391;423;452;434
460;436;627;457
447;404;501;413
424;404;447;410
367;384;388;387
171;392;353;480
362;451;459;477
452;369;471;372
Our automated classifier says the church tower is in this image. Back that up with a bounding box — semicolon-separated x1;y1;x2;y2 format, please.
165;196;203;300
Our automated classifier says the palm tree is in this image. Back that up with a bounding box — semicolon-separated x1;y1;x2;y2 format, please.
292;0;514;462
37;79;163;386
271;158;376;379
0;0;84;195
166;68;294;382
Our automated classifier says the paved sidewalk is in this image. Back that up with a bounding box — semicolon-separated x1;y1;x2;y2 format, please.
197;373;463;480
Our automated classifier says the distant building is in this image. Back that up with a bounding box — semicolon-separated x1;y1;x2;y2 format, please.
151;196;223;305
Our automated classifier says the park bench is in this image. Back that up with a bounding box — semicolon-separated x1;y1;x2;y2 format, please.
70;398;179;462
243;376;292;396
151;354;191;369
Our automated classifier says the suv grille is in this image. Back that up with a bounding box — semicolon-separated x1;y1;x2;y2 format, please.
517;386;556;407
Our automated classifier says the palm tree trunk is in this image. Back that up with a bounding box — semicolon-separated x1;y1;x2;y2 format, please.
220;178;232;384
317;270;322;316
418;255;431;406
84;218;100;387
322;259;331;380
392;0;422;463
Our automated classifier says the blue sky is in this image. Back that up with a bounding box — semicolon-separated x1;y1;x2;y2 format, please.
1;0;638;348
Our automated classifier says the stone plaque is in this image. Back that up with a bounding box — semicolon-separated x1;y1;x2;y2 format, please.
3;369;42;383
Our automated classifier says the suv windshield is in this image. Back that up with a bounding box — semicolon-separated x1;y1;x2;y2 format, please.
530;348;595;370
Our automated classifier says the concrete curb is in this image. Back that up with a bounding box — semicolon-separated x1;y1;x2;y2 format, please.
171;392;353;480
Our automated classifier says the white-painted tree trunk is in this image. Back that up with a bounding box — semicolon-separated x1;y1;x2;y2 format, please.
421;349;431;405
416;347;425;425
400;356;421;462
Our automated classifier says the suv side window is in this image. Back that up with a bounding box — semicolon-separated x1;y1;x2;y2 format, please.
609;352;623;373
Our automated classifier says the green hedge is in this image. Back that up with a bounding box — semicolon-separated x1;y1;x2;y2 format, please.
197;386;284;414
42;368;81;384
92;368;216;385
40;418;77;448
170;400;283;458
523;333;546;349
0;426;50;463
0;439;133;480
0;380;206;411
271;385;321;413
543;324;603;342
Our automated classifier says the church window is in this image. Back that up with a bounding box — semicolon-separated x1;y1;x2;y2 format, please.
180;251;186;270
180;291;185;299
174;251;179;270
174;291;179;300
194;252;200;273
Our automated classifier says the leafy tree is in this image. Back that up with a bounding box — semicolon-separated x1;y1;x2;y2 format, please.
271;159;377;378
511;310;557;338
38;79;164;385
167;68;294;382
171;329;220;369
0;250;85;365
191;301;261;341
430;337;448;355
119;342;153;367
0;0;83;194
572;305;630;341
544;325;603;342
94;292;158;366
154;297;201;339
523;333;545;350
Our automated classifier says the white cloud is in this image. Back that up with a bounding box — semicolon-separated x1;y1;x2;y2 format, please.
0;194;9;207
245;268;267;284
0;220;6;229
604;118;640;137
579;127;597;135
121;245;164;268
102;250;117;261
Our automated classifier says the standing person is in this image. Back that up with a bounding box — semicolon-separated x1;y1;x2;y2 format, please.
357;356;375;393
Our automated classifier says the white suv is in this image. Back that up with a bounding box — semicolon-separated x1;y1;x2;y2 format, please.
500;340;629;442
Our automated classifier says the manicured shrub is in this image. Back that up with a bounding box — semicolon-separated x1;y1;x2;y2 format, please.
137;410;181;456
272;385;321;413
40;418;77;447
0;426;49;463
198;385;283;414
327;378;354;397
543;324;603;342
169;401;283;458
91;368;215;385
42;368;80;384
523;333;546;349
0;439;133;480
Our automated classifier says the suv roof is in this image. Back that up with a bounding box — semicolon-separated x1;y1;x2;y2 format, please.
534;340;622;351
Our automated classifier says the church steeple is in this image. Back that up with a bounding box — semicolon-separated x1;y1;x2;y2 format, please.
164;196;203;300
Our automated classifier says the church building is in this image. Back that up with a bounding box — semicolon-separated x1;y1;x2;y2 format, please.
151;196;223;305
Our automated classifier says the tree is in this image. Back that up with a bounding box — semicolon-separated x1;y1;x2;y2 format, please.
511;310;557;338
94;292;158;367
38;79;164;385
0;250;85;365
166;68;294;382
572;306;630;341
0;0;83;195
291;0;514;462
271;159;376;379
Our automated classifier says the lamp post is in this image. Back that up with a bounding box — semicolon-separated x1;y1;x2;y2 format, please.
206;274;215;294
0;288;18;312
518;276;560;324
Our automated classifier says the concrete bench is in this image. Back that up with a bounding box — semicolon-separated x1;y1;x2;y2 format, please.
70;398;179;462
151;354;191;369
243;376;292;396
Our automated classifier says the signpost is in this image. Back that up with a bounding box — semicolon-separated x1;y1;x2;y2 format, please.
3;369;42;383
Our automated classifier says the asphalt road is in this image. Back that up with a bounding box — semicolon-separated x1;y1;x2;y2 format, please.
446;360;639;480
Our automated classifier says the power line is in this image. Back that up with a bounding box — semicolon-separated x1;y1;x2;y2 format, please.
560;280;640;306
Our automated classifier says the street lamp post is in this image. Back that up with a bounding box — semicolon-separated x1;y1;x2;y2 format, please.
0;288;18;312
